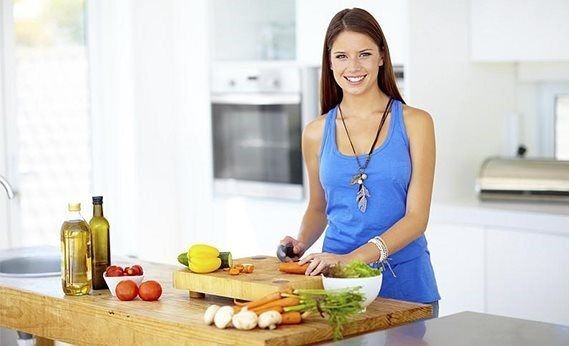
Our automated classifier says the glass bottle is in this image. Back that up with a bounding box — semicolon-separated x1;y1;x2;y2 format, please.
60;202;92;295
89;196;110;289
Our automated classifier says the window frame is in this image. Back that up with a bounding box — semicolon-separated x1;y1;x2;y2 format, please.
0;0;20;248
539;82;569;159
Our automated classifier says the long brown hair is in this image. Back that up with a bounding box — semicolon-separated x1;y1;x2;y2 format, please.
320;8;404;114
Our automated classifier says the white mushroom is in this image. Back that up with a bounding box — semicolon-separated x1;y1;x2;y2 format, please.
204;305;220;325
257;310;282;330
213;306;234;329
231;307;258;330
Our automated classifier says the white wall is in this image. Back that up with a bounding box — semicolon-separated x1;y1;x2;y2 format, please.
296;0;408;66
407;0;517;203
131;0;214;263
89;0;214;262
121;1;314;263
89;1;567;264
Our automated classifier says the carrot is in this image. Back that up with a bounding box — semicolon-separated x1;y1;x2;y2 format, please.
279;262;309;274
228;267;240;275
234;264;245;272
254;305;283;315
250;297;300;313
281;311;302;324
243;264;255;273
235;291;282;312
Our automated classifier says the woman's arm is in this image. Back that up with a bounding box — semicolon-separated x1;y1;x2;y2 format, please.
349;106;436;263
280;116;328;258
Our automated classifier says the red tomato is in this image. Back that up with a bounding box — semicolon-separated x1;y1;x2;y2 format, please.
138;280;162;301
115;280;139;301
124;267;137;276
105;265;124;277
132;264;144;275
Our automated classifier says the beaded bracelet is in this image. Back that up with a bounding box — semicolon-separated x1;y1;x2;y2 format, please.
368;236;389;263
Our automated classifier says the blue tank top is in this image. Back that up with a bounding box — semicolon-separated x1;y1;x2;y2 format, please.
319;100;440;303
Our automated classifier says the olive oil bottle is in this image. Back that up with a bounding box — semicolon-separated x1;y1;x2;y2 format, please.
89;196;110;289
60;202;92;295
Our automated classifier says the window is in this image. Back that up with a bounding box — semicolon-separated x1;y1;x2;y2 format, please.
11;0;91;246
555;95;569;160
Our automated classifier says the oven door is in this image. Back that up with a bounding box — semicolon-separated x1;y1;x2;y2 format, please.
211;93;304;199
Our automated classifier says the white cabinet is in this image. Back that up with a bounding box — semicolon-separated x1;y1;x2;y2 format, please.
426;223;485;316
486;227;569;325
212;0;296;61
296;0;408;66
470;0;569;61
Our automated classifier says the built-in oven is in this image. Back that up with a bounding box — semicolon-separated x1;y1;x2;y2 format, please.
211;62;319;199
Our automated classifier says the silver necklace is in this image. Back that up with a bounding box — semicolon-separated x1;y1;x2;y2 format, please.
338;98;393;212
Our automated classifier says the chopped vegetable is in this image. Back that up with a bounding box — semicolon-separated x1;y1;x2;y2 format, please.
326;260;382;278
233;264;244;272
242;264;255;273
278;262;309;274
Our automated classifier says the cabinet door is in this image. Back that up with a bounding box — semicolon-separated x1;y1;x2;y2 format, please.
486;227;569;325
426;223;485;316
470;0;569;61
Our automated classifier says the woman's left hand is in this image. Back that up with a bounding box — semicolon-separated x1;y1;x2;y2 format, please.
299;252;350;276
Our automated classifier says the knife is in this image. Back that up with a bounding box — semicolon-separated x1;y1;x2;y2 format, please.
276;244;297;262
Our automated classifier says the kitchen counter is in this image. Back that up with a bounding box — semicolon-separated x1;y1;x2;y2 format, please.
430;196;569;236
0;260;431;345
323;311;569;346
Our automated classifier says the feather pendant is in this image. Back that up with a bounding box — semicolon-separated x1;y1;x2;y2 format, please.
356;184;370;213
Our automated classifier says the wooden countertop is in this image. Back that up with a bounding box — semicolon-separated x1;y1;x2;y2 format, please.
0;260;431;345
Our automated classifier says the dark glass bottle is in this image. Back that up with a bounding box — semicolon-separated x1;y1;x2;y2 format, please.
89;196;110;289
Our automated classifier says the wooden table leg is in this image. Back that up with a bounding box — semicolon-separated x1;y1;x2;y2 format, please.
189;291;205;299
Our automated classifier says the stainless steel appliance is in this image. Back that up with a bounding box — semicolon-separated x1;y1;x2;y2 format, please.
476;157;569;202
211;63;319;199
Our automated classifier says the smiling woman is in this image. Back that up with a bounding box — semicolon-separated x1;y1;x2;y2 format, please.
280;7;440;315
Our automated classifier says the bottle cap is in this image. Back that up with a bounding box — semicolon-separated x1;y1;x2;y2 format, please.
92;196;103;204
68;203;81;212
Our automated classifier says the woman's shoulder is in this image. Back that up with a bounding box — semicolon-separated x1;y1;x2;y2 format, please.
401;103;434;132
302;113;328;143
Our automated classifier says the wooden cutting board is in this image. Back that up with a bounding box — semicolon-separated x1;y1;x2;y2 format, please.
172;256;323;301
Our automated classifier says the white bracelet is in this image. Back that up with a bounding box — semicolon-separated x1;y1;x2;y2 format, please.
367;236;389;263
368;237;383;262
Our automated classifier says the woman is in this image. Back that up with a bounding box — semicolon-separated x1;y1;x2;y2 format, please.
280;8;440;315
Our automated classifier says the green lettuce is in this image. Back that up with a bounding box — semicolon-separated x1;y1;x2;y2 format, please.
327;260;382;278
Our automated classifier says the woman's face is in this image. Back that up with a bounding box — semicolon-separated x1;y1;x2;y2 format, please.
330;30;383;97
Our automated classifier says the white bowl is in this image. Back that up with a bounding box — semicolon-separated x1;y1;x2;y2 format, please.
322;274;382;308
103;273;144;297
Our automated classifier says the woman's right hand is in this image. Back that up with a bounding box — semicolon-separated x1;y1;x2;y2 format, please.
279;236;307;262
